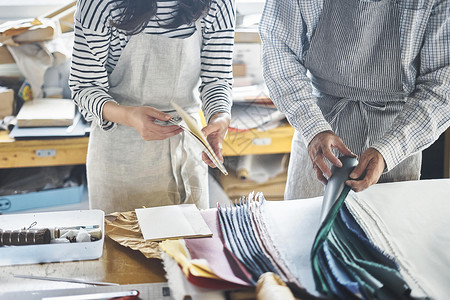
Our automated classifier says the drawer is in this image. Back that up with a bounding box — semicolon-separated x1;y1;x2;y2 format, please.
0;136;88;168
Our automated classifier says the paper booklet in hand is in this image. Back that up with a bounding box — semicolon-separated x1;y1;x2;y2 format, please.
171;102;228;176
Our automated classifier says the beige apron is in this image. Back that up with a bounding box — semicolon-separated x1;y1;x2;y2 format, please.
87;22;208;214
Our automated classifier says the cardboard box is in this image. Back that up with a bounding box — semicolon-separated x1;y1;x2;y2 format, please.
0;45;15;64
232;63;247;77
0;1;76;65
0;87;14;118
0;210;104;266
235;29;261;43
0;184;84;213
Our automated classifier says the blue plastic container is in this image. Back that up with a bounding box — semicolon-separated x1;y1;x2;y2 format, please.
0;184;84;213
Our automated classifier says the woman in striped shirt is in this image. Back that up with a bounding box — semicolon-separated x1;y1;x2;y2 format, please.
69;0;235;213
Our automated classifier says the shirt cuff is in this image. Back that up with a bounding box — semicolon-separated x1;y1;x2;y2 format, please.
97;99;118;132
370;136;403;172
286;107;332;145
203;99;232;124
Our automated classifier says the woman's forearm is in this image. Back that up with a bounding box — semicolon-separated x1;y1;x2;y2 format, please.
102;101;134;127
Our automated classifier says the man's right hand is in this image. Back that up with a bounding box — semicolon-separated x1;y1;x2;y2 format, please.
307;130;356;184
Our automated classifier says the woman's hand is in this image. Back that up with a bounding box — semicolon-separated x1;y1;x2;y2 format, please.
308;130;356;184
201;112;231;168
126;106;183;140
103;102;182;141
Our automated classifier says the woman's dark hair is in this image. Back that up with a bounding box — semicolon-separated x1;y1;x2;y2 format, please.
111;0;212;35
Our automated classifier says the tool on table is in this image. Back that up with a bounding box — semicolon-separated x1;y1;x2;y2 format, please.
13;274;119;286
41;290;139;300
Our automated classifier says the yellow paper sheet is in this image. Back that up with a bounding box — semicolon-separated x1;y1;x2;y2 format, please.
160;239;221;280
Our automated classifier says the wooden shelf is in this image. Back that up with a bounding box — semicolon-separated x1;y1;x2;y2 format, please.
222;124;294;156
0;123;295;168
0;131;88;169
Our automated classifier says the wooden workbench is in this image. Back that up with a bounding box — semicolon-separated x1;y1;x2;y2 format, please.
1;236;166;293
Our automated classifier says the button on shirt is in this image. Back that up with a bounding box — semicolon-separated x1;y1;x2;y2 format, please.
259;0;450;171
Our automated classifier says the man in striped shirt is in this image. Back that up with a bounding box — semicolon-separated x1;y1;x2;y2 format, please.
69;0;235;213
260;0;449;199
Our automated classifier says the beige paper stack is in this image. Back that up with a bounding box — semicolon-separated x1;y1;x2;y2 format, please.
16;98;75;127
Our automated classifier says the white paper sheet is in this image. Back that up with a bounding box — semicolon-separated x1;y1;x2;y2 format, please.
346;179;450;300
135;204;212;241
261;197;323;295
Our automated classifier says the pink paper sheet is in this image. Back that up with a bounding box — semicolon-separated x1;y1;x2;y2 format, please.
184;209;253;288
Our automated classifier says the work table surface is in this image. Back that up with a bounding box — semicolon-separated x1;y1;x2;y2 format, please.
0;236;166;293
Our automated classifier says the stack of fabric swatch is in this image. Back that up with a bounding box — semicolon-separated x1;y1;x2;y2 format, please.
309;186;410;299
160;179;450;299
217;191;411;300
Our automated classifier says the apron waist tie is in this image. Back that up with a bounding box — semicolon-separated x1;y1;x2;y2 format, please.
324;98;387;149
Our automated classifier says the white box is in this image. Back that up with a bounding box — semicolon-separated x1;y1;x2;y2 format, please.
0;210;104;266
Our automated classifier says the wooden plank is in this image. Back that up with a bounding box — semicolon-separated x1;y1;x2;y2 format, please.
0;137;88;168
41;0;77;18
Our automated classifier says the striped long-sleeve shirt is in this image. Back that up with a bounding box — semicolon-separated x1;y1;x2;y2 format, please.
69;0;235;131
259;0;450;171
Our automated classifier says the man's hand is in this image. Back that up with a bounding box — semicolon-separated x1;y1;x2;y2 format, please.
345;147;386;192
201;112;230;168
308;131;356;184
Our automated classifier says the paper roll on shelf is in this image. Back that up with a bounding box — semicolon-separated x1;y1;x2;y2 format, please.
236;155;252;180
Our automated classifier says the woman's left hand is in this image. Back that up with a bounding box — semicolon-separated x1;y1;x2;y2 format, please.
201;112;230;168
